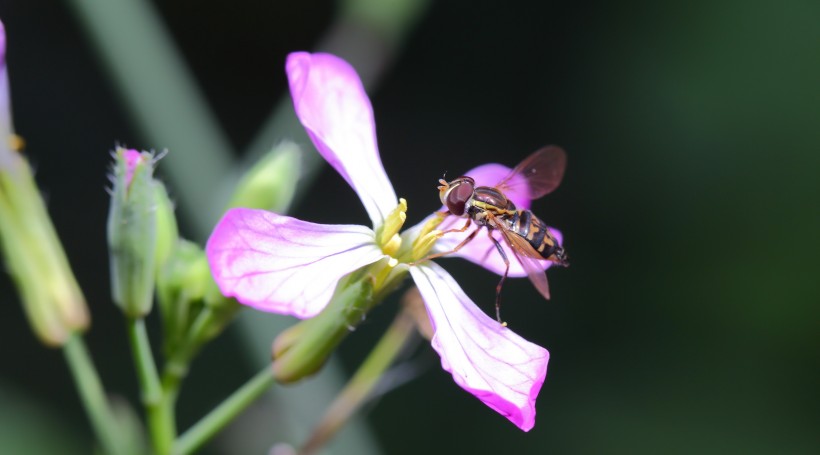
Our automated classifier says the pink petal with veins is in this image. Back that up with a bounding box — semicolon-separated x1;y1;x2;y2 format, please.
206;208;386;319
0;19;5;65
286;52;396;227
0;19;11;149
410;262;548;431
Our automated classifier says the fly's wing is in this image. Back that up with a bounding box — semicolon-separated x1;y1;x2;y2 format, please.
495;146;567;200
497;225;551;300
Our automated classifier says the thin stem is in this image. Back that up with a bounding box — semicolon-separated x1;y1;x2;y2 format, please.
127;318;172;455
63;333;126;455
155;307;221;451
161;307;219;394
300;310;417;455
175;367;276;455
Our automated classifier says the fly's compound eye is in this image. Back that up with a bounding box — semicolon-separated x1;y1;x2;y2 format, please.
444;178;475;216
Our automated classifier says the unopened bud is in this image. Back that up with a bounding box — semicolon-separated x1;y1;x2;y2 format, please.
107;147;161;318
228;141;300;212
157;239;240;354
0;26;88;346
153;182;178;272
273;275;375;383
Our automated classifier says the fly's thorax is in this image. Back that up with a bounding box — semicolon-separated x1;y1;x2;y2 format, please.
473;186;515;211
467;186;517;227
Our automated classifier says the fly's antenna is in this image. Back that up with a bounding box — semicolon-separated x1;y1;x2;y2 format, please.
437;171;450;191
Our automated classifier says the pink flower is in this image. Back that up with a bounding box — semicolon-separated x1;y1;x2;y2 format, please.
207;52;556;431
0;19;13;156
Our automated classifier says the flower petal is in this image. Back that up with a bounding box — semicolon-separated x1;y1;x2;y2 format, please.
286;52;397;227
206;208;386;318
0;19;12;151
409;262;548;431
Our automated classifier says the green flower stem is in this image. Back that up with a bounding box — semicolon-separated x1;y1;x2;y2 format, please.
162;307;219;390
126;318;172;454
154;308;220;441
175;367;276;455
300;309;417;455
63;333;126;455
158;306;231;447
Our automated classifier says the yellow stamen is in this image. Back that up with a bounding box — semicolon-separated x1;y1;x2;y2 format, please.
409;211;447;261
382;233;402;257
411;229;443;261
378;198;407;247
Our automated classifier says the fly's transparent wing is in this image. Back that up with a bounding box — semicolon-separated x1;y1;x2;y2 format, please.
497;225;551;300
495;146;567;200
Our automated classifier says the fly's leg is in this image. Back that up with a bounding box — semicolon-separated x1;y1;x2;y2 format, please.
479;232;498;263
487;230;510;326
439;217;471;237
409;219;474;264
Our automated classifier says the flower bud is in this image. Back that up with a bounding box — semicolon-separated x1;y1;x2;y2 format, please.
157;239;240;356
0;167;91;345
156;239;208;353
107;147;160;318
153;182;178;273
0;24;89;346
273;274;375;383
228;141;300;212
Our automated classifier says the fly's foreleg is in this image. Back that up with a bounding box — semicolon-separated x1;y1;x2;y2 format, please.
439;217;471;236
409;219;477;265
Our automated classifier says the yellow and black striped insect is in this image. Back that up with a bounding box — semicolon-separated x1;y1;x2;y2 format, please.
435;146;569;323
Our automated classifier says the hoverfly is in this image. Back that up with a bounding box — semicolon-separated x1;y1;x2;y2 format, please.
433;146;569;324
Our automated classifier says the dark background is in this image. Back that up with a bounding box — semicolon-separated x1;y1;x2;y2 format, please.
1;0;818;454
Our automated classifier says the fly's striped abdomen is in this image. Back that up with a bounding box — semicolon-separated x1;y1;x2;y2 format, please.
510;210;568;265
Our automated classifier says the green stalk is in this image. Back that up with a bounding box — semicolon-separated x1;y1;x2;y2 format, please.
63;333;126;455
156;307;221;444
175;367;276;455
127;318;172;454
300;310;417;455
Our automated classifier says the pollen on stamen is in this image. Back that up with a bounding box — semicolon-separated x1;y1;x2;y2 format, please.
379;198;408;247
411;229;443;262
382;233;402;257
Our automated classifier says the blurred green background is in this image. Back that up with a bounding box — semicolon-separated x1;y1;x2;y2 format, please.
1;0;818;453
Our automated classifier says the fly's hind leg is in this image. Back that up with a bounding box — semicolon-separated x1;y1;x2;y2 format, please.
487;230;510;326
